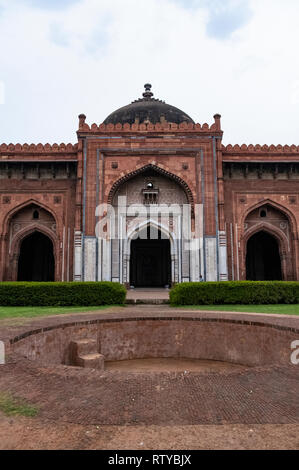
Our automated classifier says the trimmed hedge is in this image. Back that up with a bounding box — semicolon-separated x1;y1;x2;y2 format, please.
0;282;126;307
170;281;299;306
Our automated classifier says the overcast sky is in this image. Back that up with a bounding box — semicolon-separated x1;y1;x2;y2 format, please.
0;0;299;145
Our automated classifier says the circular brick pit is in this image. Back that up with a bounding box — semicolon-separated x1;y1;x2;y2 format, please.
2;315;298;426
8;316;298;368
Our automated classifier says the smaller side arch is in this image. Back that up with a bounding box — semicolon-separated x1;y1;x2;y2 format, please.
8;225;59;282
241;199;298;238
243;222;290;253
239;201;298;281
1;201;61;282
2;199;59;235
241;223;293;281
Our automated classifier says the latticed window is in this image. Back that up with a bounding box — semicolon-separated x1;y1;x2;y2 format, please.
143;181;159;205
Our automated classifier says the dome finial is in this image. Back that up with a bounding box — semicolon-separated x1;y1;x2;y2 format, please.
143;83;153;100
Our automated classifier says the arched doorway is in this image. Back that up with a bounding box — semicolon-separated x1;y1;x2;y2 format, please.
130;226;171;287
18;232;55;282
111;165;190;285
246;231;282;281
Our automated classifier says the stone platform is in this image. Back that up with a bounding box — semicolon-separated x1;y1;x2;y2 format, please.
126;288;170;304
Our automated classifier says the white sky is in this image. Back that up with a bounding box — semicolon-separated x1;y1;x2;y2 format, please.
0;0;299;145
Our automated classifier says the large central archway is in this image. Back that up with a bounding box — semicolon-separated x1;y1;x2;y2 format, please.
110;165;191;285
130;226;171;287
246;231;282;281
18;231;55;282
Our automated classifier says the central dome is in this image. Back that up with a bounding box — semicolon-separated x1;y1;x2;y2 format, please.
104;84;194;125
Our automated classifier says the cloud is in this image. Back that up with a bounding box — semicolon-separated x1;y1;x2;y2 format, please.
49;22;70;47
0;81;5;104
48;8;113;55
22;0;80;10
172;0;252;38
206;0;252;39
0;0;299;146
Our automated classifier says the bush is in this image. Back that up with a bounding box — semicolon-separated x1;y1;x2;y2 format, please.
169;281;299;306
0;282;127;307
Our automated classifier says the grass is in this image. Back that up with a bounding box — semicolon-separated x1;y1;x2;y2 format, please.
0;305;121;320
0;393;38;417
181;304;299;315
1;304;298;320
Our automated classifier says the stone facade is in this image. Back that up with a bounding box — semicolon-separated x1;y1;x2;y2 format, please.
1;86;299;284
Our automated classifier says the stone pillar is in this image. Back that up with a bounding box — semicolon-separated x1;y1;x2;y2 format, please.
219;231;228;281
189;238;201;282
74;231;83;281
190;203;204;282
205;237;217;282
123;254;130;285
102;238;111;281
84;237;97;281
172;254;178;284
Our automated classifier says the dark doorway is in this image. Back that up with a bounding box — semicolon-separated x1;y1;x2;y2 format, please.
130;228;171;287
246;231;282;281
18;232;55;281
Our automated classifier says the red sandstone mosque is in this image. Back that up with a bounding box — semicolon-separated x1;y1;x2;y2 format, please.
1;84;299;285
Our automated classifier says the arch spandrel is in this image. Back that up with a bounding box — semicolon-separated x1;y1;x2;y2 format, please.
107;164;194;211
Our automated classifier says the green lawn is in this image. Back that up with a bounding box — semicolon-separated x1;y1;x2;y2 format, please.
181;304;299;315
0;305;121;320
1;304;299;320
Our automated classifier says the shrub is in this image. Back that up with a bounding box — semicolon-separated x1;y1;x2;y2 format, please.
169;281;299;306
0;282;126;307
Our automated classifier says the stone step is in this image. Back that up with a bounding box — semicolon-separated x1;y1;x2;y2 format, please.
70;339;98;356
77;353;105;371
126;299;169;305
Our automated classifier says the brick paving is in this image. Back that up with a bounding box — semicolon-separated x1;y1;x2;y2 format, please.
0;306;299;427
0;357;298;426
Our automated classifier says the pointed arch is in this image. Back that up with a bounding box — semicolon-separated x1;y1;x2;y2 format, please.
10;223;58;256
243;221;290;254
2;201;59;282
127;220;173;287
245;230;282;281
238;199;298;280
2;198;58;235
17;230;55;282
241;222;295;281
122;218;178;286
107;163;194;210
242;199;297;236
8;224;59;281
125;218;176;255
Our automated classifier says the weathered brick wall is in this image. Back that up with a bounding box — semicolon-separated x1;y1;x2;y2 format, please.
223;146;299;280
0;144;77;281
2;116;299;282
9;317;298;367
